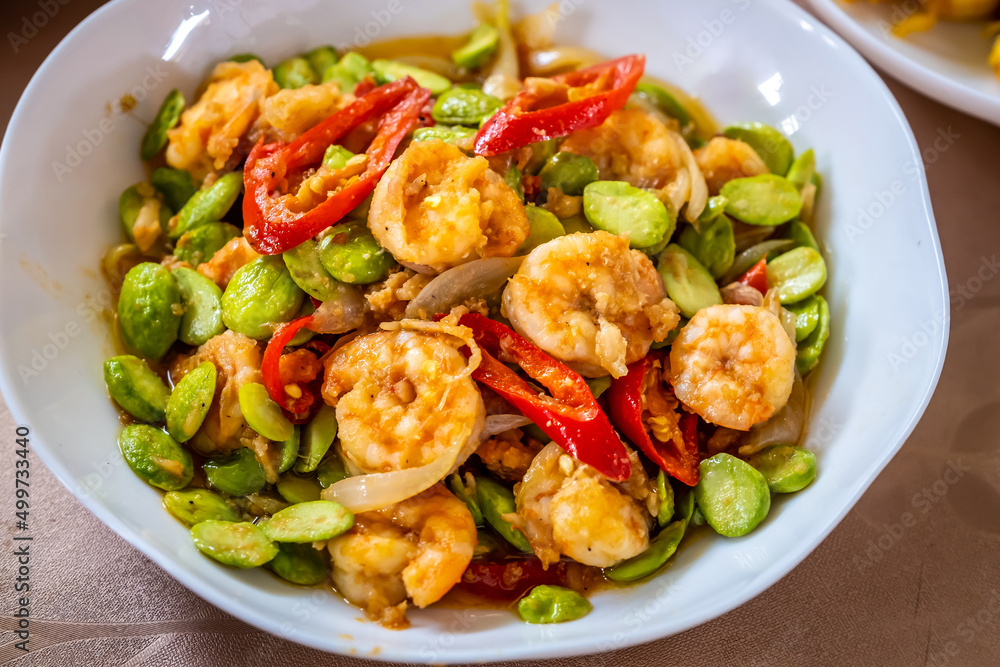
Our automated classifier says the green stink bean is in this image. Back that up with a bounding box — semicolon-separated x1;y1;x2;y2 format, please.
475;476;533;553
413;125;477;147
583;181;673;249
785;220;819;252
517;585;591;624
695;453;771;537
203;447;267;497
190;520;278;568
586;375;612;400
277;427;300;474
633;83;691;129
505;164;524;201
523;139;558;175
103;355;170;423
304;46;338;79
273;57;317;89
539;152;599;198
678;215;736;280
267;542;328;585
606;519;686;582
796;294;829;374
452;23;500;69
140;89;185;160
561;214;594;235
785;149;815;191
172;268;225;346
282;238;345;301
372;59;451;95
448;473;484;526
119;183;171;248
322;52;374;91
433;87;502;126
295;404;338;474
238;382;294;442
163;489;240;525
261;500;354;542
657;244;722;319
151;167;197;212
674;481;695;524
119;424;193;490
171;171;243;238
221;256;305;339
229;53;263;64
766;246;827;304
474;530;502;558
166;361;216;443
811;172;822;198
697;195;728;225
690;506;707;527
276;473;322;504
723;122;794;176
721;239;795;285
317;223;394;285
322;144;355;170
118;262;182;361
174;222;241;268
721;175;802;226
519;206;565;254
656;470;675;527
749;445;817;493
316;452;349;488
786;295;821;342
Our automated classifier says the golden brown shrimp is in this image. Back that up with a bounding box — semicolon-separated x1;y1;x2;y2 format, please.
475;429;543;482
502;231;679;378
694;136;770;195
254;81;348;143
668;304;796;431
329;484;477;627
166;60;276;182
514;443;655;568
321;327;485;473
196;236;260;289
367;140;530;273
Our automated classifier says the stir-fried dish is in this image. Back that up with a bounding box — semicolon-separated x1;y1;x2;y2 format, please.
101;3;830;629
847;0;1000;80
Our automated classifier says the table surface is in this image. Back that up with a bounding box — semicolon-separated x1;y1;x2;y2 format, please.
2;0;999;665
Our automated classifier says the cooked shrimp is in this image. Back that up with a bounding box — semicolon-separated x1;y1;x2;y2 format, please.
514;443;654;568
166;60;276;182
196;237;260;289
502;231;679;378
475;429;543;482
254;81;348;143
558;108;682;189
668;304;796;431
329;484;477;627
321;327;486;473
694;136;769;195
170;330;262;451
368;140;530;273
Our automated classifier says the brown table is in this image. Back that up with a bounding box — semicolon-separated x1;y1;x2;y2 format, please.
2;0;999;664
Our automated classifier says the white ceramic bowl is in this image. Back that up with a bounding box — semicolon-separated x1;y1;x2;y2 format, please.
808;0;1000;126
0;0;948;661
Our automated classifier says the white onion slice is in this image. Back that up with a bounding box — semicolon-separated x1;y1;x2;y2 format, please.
405;256;523;319
739;371;806;456
308;285;366;334
675;133;708;222
482;414;533;438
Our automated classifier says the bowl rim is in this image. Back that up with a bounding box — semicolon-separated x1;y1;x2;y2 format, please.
807;0;1000;126
0;0;950;661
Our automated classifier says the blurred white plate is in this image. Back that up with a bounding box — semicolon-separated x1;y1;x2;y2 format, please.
0;0;948;662
809;0;1000;125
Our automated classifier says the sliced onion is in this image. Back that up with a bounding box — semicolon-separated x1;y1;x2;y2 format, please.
720;282;764;307
526;47;603;76
483;414;532;438
733;222;777;253
322;408;485;513
514;3;559;51
739;371;806;457
482;0;522;100
674;133;708;222
721;239;795;285
405;256;523;318
309;284;366;334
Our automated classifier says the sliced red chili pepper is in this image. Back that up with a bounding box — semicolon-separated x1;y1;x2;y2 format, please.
261;314;318;415
605;350;701;486
459;313;631;481
243;77;430;255
739;257;769;295
474;54;644;157
353;75;378;97
458;559;569;601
